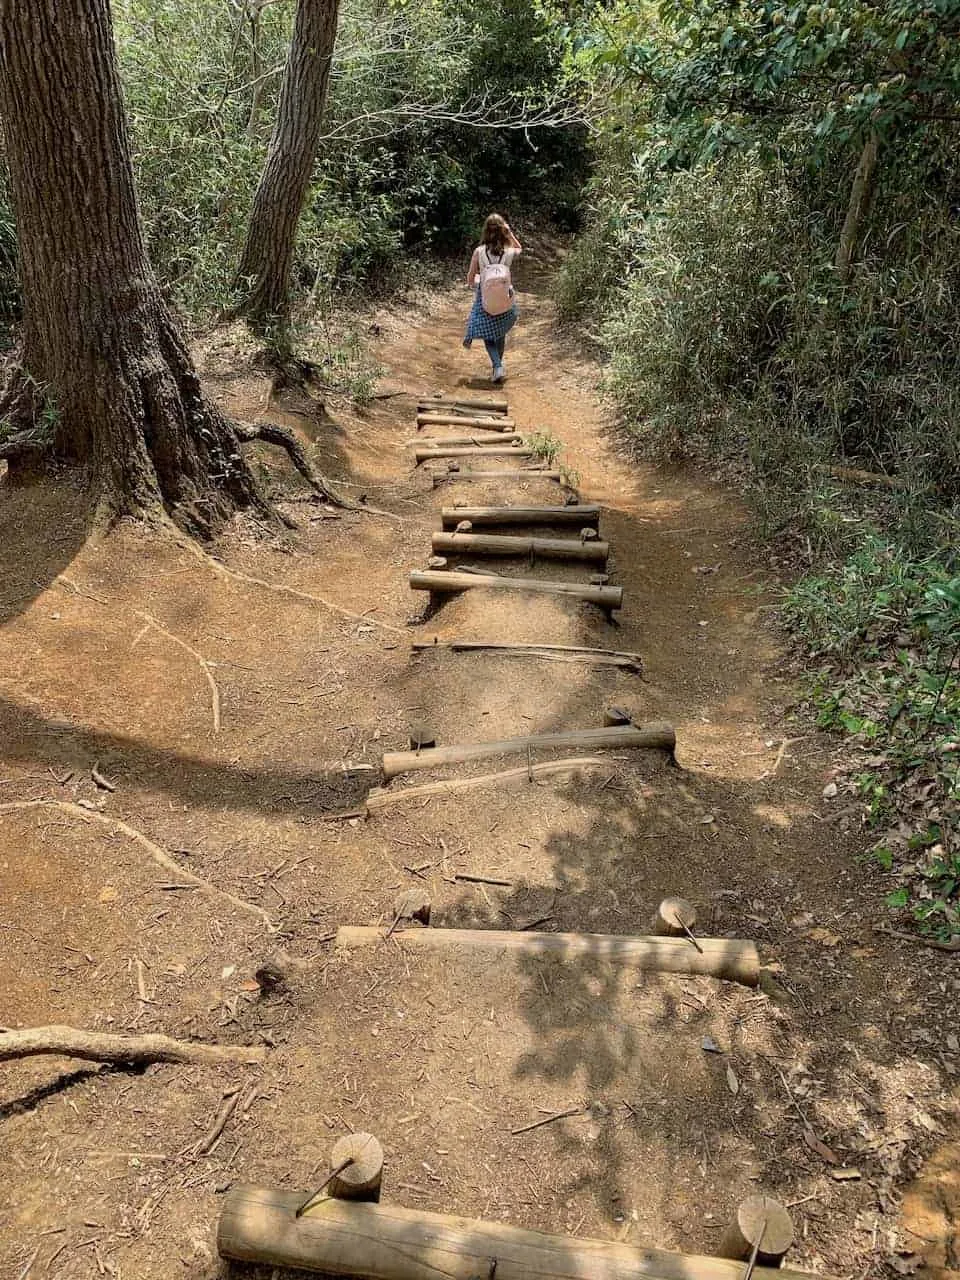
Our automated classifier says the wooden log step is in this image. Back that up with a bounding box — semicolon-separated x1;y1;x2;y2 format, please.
409;569;622;613
407;432;524;447
418;395;509;413
441;504;599;529
417;413;515;430
411;640;643;673
431;469;563;487
336;927;759;985
219;1187;817;1278
381;721;674;780
432;532;609;565
415;446;531;464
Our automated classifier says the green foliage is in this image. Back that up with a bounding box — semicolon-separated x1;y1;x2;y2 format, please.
0;0;584;333
524;429;565;466
568;0;960;169
785;539;960;940
109;0;584;321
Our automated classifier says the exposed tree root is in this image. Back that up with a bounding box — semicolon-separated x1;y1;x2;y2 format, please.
133;612;221;734
0;1025;266;1066
0;800;276;929
174;535;405;636
235;419;399;522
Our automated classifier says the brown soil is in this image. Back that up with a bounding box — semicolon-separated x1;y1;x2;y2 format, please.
1;254;958;1280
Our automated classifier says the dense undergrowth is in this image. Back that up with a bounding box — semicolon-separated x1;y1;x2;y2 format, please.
554;0;960;938
0;0;586;383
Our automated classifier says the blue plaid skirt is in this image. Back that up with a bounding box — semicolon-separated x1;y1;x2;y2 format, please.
465;289;518;343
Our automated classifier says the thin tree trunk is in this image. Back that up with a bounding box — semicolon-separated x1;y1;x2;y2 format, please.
236;0;340;329
835;130;880;284
0;0;269;535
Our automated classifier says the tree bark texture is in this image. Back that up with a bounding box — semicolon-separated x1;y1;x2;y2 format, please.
0;0;267;532
237;0;341;326
835;130;880;284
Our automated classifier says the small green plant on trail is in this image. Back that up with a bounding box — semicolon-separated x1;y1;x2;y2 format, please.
524;429;564;467
785;538;960;942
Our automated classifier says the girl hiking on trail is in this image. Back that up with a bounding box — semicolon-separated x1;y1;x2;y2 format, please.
463;213;522;384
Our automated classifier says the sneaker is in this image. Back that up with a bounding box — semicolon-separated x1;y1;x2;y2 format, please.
492;364;505;384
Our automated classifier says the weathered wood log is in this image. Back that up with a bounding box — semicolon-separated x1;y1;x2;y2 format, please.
812;462;915;491
417;413;515;431
382;722;675;781
719;1196;794;1266
409;570;623;613
329;1133;384;1203
653;898;697;937
411;640;643;673
0;1025;266;1066
336;928;760;985
418;395;508;413
416;446;532;464
366;758;610;811
441;504;599;529
218;1188;822;1279
431;469;563;488
432;532;609;565
407;432;524;447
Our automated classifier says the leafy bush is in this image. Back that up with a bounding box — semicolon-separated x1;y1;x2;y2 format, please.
785;539;960;940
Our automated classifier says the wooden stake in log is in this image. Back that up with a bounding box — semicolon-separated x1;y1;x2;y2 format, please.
328;1133;384;1202
410;640;643;674
653;898;697;937
393;888;431;925
409;569;623;615
441;504;600;529
366;758;611;812
408;723;436;750
417;413;515;431
335;927;759;986
382;722;673;781
603;705;632;727
719;1196;794;1266
415;446;532;464
0;1025;266;1066
431;532;609;565
218;1189;823;1280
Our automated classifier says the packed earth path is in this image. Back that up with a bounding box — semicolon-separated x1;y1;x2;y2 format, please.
1;250;958;1279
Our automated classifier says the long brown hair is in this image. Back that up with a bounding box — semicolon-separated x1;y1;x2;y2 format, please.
481;213;509;254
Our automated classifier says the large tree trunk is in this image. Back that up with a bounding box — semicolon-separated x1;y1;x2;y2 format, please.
0;0;268;534
236;0;340;329
835;130;880;285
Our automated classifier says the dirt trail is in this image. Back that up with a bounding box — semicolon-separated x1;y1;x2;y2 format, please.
1;257;958;1279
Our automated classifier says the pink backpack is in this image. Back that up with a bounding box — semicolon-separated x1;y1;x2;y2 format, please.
479;248;513;315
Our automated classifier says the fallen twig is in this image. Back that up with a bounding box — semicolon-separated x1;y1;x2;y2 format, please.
873;924;960;953
0;1025;266;1066
365;758;610;811
455;873;513;888
91;762;117;792
511;1106;582;1136
192;1085;246;1157
295;1156;355;1218
0;800;275;928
